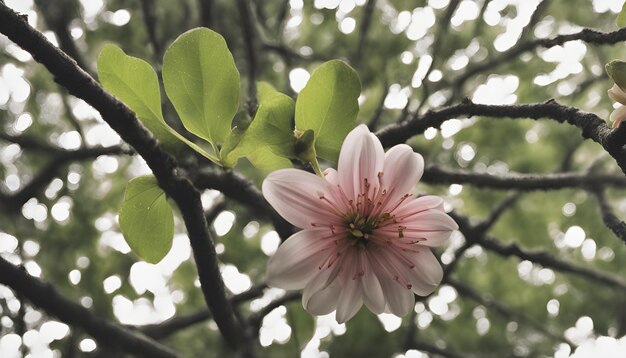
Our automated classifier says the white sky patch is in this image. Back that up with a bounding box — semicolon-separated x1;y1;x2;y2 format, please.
406;7;435;40
339;17;356;34
0;233;18;254
79;0;104;24
581;239;596;261
564;226;585;248
377;313;402;332
221;264;252;294
261;231;281;256
92;155;119;175
289;68;310;93
79;338;97;352
472;75;518;105
417;310;433;329
547;298;559;317
534;42;586;86
440;119;462;138
250;288;287;312
451;0;480;27
243;221;260;239
213;211;236;236
5;174;20;192
103;275;122;294
22;198;48;223
14;113;33;132
1;143;21;164
51;197;72;223
157;235;191;275
99;231;131;254
490;0;541;51
57;131;82;150
40;321;70;344
69;269;81;285
384;84;411;109
259;306;292;346
103;9;131;26
390;10;411;34
412;55;433;88
567;335;626;358
592;0;625;13
23;240;40;257
564;316;595;346
2;64;31;103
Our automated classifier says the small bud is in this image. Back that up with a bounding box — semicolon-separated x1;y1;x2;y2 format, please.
606;60;626;91
233;110;252;130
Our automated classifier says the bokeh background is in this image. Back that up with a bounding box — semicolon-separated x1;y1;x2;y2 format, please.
1;0;625;357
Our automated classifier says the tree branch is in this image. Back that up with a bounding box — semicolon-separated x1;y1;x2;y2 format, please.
591;189;626;245
377;99;626;174
421;166;626;191
453;214;626;291
33;0;90;74
140;0;163;62
352;0;377;67
192;168;296;240
447;277;574;346
140;283;268;339
452;27;626;96
0;256;177;358
0;144;126;212
406;340;464;358
0;4;246;349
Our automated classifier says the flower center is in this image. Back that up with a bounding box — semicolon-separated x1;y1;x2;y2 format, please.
347;214;384;246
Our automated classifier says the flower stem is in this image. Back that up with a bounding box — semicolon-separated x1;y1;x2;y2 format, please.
310;157;324;177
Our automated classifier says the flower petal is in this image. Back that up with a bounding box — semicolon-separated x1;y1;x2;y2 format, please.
336;276;364;323
402;210;459;231
304;282;342;316
266;229;333;290
361;254;385;314
338;124;384;199
407;249;443;296
262;168;340;228
609;84;626;104
393;195;445;217
402;210;458;247
323;168;339;186
382;144;424;203
302;265;339;307
379;278;414;317
610;105;626;129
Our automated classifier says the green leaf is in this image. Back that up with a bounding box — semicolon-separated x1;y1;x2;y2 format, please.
119;176;174;263
163;28;240;147
606;60;626;90
246;148;293;172
98;44;179;150
97;44;219;162
221;82;296;170
295;60;361;162
618;3;626;28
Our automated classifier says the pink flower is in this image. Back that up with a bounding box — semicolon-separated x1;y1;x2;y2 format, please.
608;84;626;128
262;125;458;323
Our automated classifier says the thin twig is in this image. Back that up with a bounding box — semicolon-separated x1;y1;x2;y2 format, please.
237;0;259;114
448;277;574;347
0;256;177;358
591;189;626;245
